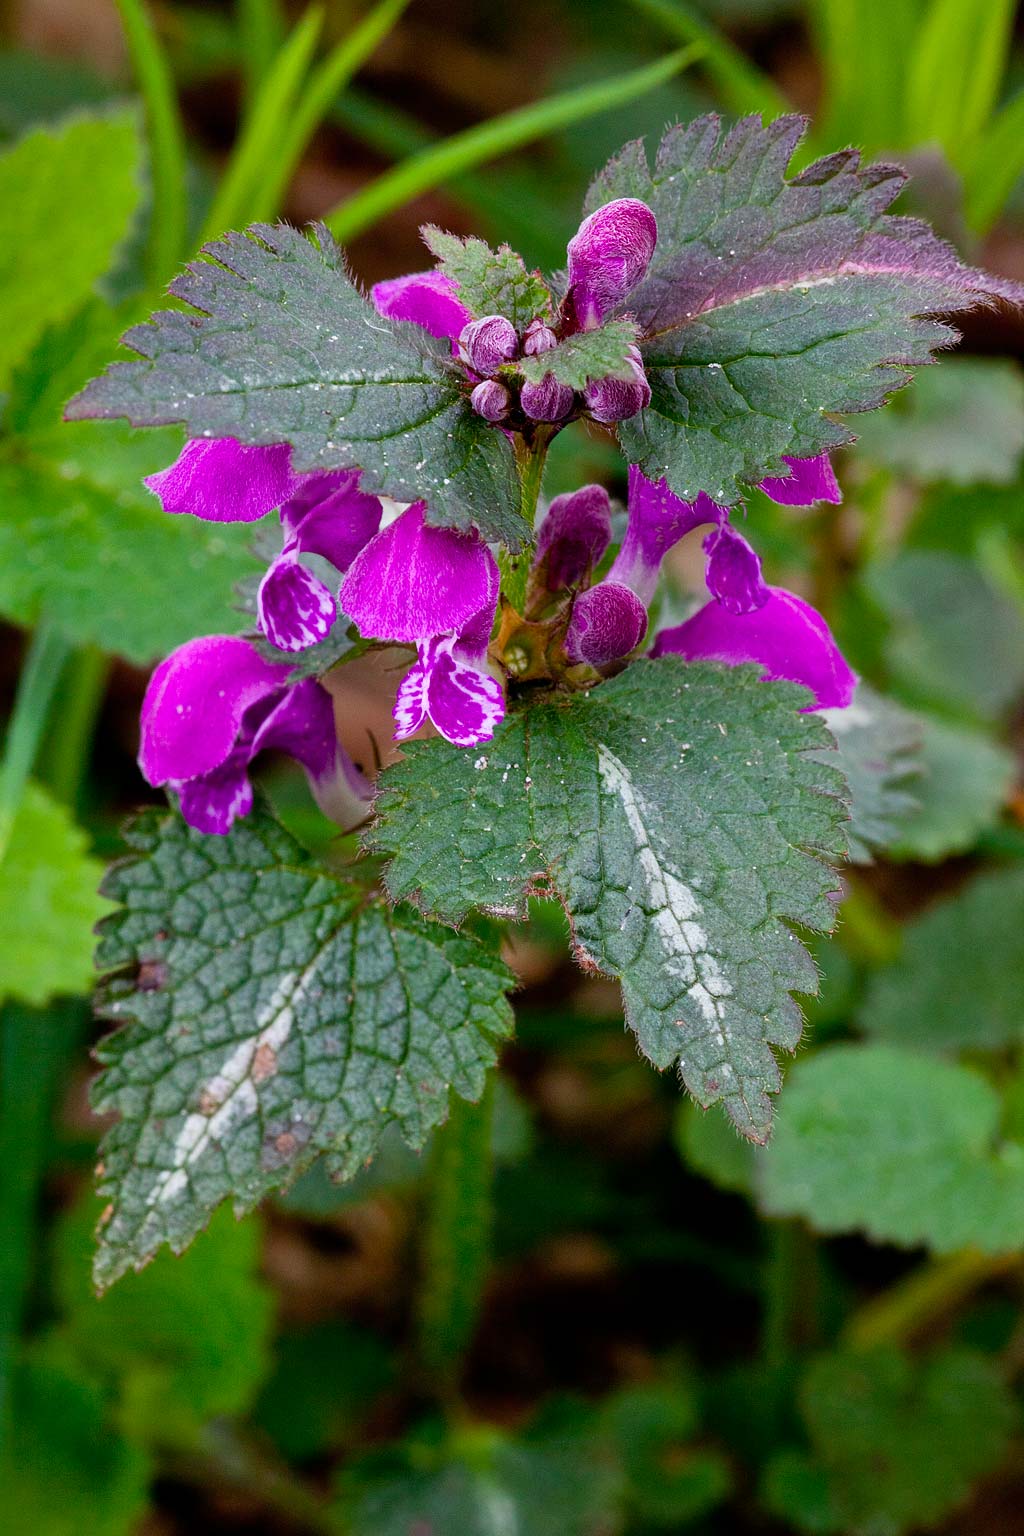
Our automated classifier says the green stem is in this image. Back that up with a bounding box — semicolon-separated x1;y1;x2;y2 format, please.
844;1250;1020;1351
114;0;189;285
0;623;70;863
325;47;701;242
35;647;111;813
762;1221;818;1370
417;1080;495;1397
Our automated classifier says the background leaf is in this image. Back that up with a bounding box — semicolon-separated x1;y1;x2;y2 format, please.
0;109;142;386
760;1043;1024;1252
0;782;110;1008
859;867;1024;1052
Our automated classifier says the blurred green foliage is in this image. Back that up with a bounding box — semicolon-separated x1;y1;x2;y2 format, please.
2;1;1024;1532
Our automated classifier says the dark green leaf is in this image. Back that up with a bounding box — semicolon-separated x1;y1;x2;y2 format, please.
66;223;524;546
860;867;1024;1053
91;806;514;1285
422;226;552;328
519;319;641;389
760;1043;1024;1251
764;1347;1017;1535
815;686;922;862
584;115;1022;505
372;659;847;1141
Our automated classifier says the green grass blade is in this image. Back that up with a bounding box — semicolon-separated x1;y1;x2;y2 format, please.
625;0;789;119
906;0;1016;162
333;86;573;266
251;0;413;222
324;46;703;243
236;0;287;104
0;624;70;864
810;0;923;150
200;4;323;244
963;87;1024;233
114;0;189;283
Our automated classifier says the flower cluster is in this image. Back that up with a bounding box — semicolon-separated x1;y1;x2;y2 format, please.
138;197;854;836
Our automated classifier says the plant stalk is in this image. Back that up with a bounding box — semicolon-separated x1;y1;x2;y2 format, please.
0;623;70;863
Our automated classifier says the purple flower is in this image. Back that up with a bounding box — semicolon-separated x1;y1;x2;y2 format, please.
459;315;519;375
341;503;504;748
256;470;383;652
144;437;300;523
583;344;651;424
608;467;729;604
759;453;841;507
520;373;575;422
652;588;856;710
703;523;768;616
565;580;648;668
532;484;612;592
139;634;371;834
567;198;658;330
369;269;471;340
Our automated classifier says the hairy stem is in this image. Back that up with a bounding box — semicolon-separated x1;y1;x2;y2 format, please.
416;1079;495;1397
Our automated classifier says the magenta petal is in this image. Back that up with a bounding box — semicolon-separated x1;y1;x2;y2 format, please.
281;471;383;571
139;635;290;786
609;467;728;602
257;554;337;652
759;453;841;507
534;484;612;590
427;642;505;748
178;756;254;836
703;524;769;616
251;677;334;781
371;270;471;340
651;588;857;710
144;438;297;523
566;581;648;667
341;503;499;645
567;197;658;329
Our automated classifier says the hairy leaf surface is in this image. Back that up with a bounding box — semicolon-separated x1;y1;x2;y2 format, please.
519;319;640;389
92;808;514;1285
584;114;1024;505
372;660;847;1140
422;227;552;328
66;223;524;546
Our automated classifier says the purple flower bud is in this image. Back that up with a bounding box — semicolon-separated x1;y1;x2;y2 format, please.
566;197;657;329
458;315;519;376
651;588;857;711
520;373;575;423
703;524;769;616
533;485;612;592
471;379;511;422
583;345;651;424
523;317;557;356
565;580;648;668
